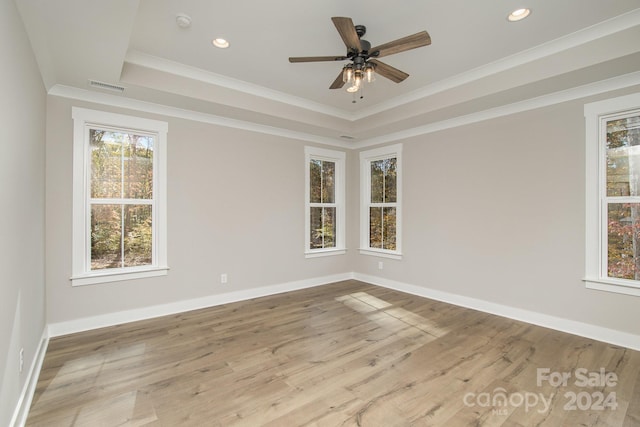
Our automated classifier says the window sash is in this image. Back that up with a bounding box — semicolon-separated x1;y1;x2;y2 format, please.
72;107;168;286
309;159;337;250
89;125;155;200
602;200;640;280
86;124;158;272
599;110;640;286
304;147;345;256
360;144;402;258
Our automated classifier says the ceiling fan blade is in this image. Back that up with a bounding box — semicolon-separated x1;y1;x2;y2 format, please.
329;71;345;89
369;59;409;83
289;56;348;63
370;31;431;58
331;17;362;52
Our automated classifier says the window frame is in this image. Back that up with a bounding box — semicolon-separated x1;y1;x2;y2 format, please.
359;143;402;259
304;146;346;258
71;107;168;286
584;92;640;297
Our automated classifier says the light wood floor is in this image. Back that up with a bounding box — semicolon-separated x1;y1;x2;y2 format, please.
26;280;640;426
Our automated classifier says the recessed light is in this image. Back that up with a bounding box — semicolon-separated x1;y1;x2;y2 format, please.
508;8;531;22
212;38;230;49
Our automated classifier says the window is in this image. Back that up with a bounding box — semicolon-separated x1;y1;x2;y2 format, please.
304;147;346;257
72;108;168;286
585;93;640;297
360;144;402;259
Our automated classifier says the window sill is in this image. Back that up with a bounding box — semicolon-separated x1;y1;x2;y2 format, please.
71;266;169;286
305;249;346;258
583;277;640;297
359;249;402;260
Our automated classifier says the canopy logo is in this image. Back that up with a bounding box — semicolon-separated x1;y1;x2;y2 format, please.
462;367;619;416
463;388;552;415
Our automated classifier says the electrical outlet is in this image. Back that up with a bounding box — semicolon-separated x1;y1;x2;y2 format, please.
220;273;228;284
19;348;24;373
378;261;384;270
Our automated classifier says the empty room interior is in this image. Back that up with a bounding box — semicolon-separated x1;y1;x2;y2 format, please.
3;0;640;425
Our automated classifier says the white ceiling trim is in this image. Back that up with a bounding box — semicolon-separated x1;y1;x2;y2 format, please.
47;69;640;153
351;71;640;149
48;85;348;148
125;9;640;124
124;50;352;120
352;8;640;120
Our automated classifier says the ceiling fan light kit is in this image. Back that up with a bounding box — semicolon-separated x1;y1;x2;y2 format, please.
289;17;431;101
342;57;375;94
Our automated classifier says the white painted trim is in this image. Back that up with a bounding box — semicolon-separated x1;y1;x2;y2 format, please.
584;92;640;297
584;279;640;297
126;9;640;123
48;273;355;337
22;269;639;427
50;85;348;148
71;107;168;286
304;146;347;254
304;249;347;258
49;70;640;152
354;273;640;352
359;144;403;256
358;249;402;260
125;50;350;120
55;271;637;351
9;329;49;427
352;71;640;149
353;8;640;120
70;267;169;286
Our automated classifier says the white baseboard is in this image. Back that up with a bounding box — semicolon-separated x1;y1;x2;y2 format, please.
17;272;640;427
46;270;640;348
10;329;49;427
48;272;354;337
354;273;640;352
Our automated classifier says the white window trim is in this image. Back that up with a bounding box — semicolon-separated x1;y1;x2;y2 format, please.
304;146;346;258
359;143;402;259
584;92;640;297
71;107;169;286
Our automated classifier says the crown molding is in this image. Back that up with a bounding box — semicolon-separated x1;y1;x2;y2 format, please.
353;8;640;120
351;71;640;149
124;50;354;121
48;67;640;153
125;9;640;125
48;84;349;148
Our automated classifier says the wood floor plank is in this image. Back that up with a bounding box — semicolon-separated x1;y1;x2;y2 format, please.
26;280;640;426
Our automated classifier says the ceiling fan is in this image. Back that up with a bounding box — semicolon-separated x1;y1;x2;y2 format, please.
289;17;431;95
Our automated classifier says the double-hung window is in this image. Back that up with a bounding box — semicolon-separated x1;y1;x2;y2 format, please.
360;144;402;259
585;93;640;296
72;108;168;286
304;146;346;257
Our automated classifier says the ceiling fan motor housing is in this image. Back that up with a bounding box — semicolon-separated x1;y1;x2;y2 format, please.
288;17;432;91
353;25;371;55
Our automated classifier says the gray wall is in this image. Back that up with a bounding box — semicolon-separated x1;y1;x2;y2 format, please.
5;0;639;420
45;97;352;324
0;0;47;425
45;87;640;339
351;94;640;336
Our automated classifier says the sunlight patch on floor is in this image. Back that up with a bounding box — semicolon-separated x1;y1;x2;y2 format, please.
336;292;448;339
38;343;153;425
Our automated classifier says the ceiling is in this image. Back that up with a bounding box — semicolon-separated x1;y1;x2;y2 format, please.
15;0;640;148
